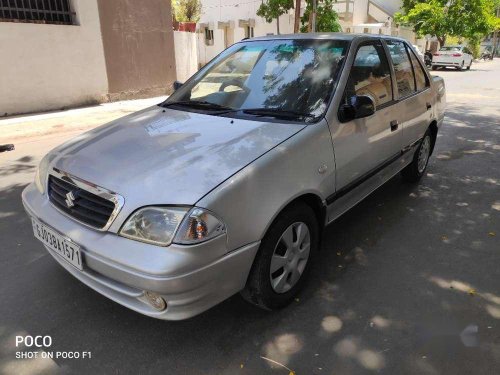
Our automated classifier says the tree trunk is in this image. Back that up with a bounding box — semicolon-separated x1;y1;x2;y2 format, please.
492;31;499;59
294;0;301;33
311;0;317;32
276;16;280;34
437;35;446;48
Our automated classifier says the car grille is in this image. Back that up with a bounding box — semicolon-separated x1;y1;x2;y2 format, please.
48;175;116;229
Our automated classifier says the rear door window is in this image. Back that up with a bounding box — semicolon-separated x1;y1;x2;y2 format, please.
386;40;416;98
407;46;429;91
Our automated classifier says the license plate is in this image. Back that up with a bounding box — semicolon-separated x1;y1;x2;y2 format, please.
31;218;83;271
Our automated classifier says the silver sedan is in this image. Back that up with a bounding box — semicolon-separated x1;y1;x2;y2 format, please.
23;33;445;320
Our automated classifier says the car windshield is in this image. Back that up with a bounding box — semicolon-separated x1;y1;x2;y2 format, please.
163;39;349;122
440;46;461;52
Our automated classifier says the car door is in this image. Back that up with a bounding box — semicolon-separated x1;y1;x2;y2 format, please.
330;40;402;191
384;39;431;151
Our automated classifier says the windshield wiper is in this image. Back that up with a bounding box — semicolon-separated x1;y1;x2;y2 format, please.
161;102;316;121
241;108;316;120
160;100;233;111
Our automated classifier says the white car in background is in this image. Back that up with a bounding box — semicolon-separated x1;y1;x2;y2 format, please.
432;46;473;71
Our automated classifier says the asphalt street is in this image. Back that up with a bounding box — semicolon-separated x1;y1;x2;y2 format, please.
1;60;499;375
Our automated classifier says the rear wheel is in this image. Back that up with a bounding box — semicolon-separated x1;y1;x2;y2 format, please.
432;65;438;70
401;130;433;183
467;61;472;70
241;202;319;310
456;61;465;70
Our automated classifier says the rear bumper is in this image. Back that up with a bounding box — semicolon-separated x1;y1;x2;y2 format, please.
22;183;260;320
432;61;462;66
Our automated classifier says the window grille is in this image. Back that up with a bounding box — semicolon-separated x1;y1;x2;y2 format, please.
0;0;75;25
245;26;254;39
204;28;214;46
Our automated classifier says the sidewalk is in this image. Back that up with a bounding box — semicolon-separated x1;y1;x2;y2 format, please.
0;96;166;143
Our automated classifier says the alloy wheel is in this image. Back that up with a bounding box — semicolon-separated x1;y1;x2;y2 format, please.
270;222;311;294
417;135;431;173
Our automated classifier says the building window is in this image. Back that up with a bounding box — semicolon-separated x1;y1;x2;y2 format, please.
204;28;214;46
0;0;75;25
245;26;254;38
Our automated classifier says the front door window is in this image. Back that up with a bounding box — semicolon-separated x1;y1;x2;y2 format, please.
343;42;393;108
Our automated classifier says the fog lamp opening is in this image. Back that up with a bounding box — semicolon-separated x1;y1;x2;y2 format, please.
144;291;167;311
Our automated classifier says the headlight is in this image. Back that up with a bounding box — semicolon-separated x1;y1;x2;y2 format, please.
119;207;189;246
119;206;226;246
174;207;226;245
35;155;50;194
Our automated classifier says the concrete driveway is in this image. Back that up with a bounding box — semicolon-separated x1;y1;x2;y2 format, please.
0;60;499;375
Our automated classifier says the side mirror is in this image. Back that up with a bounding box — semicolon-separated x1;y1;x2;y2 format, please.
338;95;375;123
173;80;183;91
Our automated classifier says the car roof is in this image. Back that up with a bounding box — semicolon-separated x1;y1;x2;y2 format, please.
247;32;408;43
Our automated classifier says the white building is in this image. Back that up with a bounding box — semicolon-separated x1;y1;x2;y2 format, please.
335;0;423;50
196;0;421;66
196;0;296;65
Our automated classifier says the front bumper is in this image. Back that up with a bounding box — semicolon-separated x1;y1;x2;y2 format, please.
22;183;260;320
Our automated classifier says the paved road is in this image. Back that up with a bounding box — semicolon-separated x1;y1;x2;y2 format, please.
1;60;499;375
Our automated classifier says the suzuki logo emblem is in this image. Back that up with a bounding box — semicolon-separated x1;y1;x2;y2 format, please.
65;191;76;208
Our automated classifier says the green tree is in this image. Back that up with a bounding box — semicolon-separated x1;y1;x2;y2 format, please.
257;0;294;35
401;0;427;14
395;0;496;46
172;0;202;22
489;0;500;57
300;0;342;32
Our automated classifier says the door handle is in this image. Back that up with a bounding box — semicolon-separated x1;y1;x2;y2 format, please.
390;120;399;132
426;102;432;110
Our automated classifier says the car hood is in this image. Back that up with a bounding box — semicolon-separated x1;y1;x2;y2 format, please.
50;106;305;206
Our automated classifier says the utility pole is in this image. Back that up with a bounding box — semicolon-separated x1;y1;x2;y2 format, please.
312;0;317;32
294;0;301;33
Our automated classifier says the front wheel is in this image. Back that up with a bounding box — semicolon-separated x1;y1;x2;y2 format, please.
241;202;319;310
401;130;433;183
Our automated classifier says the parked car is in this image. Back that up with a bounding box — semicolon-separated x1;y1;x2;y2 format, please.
23;34;446;320
432;45;473;70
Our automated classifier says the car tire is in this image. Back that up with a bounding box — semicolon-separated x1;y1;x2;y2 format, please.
241;202;319;310
432;65;438;70
401;129;433;183
457;61;465;70
467;61;472;70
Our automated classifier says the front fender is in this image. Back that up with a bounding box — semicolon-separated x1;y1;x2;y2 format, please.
197;120;336;251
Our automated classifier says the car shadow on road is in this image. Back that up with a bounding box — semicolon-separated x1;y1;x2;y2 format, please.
0;156;36;177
